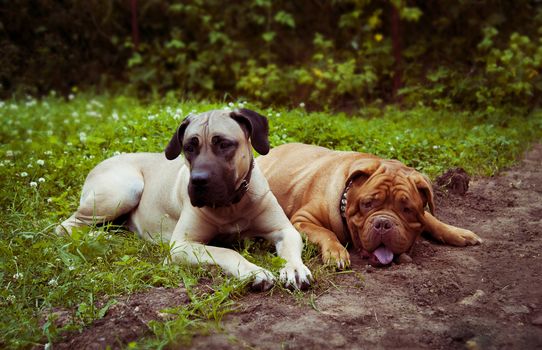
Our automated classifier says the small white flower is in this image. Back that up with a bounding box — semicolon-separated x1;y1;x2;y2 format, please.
433;145;440;150
299;102;306;108
25;138;32;143
6;295;16;303
112;111;119;120
90;100;104;108
228;102;234;107
20;172;28;177
68;94;75;100
79;132;87;142
47;198;53;203
48;278;58;286
27;164;33;168
37;159;45;166
67;142;73;146
147;114;156;121
87;111;101;118
13;272;23;280
38;177;45;183
71;111;79;117
141;137;147;141
44;150;53;156
275;113;281;117
10;104;18;110
30;181;38;187
0;101;5;108
6;150;13;157
68;265;76;271
44;343;52;350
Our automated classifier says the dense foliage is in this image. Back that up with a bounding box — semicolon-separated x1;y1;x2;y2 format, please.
1;0;541;110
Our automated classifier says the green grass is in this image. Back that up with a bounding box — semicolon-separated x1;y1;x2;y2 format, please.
0;93;540;348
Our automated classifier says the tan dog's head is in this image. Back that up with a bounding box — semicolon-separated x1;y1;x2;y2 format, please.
344;158;435;266
164;109;269;208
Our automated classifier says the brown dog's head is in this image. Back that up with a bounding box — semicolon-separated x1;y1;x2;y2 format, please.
164;109;269;208
344;158;435;266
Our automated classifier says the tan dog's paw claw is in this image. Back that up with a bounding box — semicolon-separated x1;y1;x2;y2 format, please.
250;269;276;292
280;263;312;290
322;243;350;270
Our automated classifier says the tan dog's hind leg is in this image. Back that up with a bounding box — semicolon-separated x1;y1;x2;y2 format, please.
294;220;350;269
423;212;483;246
56;164;144;235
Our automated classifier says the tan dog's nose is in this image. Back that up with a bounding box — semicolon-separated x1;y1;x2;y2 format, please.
190;170;211;186
373;216;394;234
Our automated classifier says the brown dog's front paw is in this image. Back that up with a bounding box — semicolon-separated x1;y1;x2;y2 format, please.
449;228;483;246
322;242;350;270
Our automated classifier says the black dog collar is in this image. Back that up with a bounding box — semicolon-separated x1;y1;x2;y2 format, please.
340;179;353;235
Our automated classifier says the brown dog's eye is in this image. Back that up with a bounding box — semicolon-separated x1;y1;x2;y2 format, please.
361;200;373;211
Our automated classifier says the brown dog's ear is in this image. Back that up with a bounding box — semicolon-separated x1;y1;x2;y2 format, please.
411;173;435;214
230;109;270;155
345;158;381;186
165;117;191;160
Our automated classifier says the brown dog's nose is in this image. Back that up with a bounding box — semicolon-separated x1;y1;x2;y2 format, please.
373;217;393;234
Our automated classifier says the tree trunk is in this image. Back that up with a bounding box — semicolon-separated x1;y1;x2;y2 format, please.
390;2;403;103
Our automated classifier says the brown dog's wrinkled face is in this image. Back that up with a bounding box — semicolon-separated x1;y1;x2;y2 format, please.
345;159;434;266
164;109;269;208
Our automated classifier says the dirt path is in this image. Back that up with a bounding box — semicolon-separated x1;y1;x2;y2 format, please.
56;145;542;349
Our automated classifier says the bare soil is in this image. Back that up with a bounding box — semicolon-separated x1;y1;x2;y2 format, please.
54;144;542;350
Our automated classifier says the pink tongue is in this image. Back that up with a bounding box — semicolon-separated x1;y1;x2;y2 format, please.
374;246;394;265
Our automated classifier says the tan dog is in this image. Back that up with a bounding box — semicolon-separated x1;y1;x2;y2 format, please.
257;143;482;268
56;110;312;290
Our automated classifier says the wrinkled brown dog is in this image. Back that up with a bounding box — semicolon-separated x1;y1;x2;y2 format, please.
257;143;482;268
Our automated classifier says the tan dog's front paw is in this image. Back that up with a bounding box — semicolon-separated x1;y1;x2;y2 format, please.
247;269;275;292
279;262;312;290
321;242;350;270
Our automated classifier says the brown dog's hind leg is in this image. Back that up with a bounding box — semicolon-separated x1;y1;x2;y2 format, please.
423;212;482;246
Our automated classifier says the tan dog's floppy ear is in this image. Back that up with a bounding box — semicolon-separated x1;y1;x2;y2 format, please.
411;173;435;214
230;109;270;155
165;117;191;160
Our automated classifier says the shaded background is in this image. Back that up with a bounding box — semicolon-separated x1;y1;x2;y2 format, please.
1;0;541;110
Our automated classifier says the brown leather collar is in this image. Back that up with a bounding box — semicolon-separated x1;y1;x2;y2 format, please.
230;157;254;205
